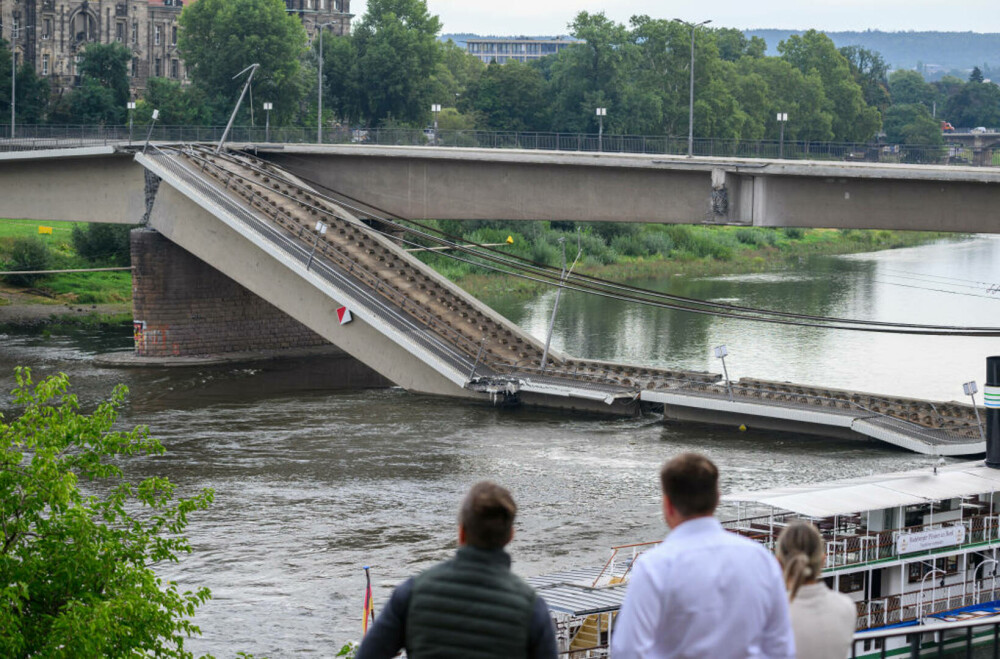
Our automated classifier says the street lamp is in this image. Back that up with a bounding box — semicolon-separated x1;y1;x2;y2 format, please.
714;344;734;401
674;18;711;157
596;107;606;152
777;112;788;159
143;109;160;154
964;381;987;442
263;102;273;142
971;558;998;604
431;103;441;145
127;101;136;145
916;567;947;620
7;22;33;140
316;22;336;144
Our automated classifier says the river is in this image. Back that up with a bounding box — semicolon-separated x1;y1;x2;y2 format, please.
1;235;998;656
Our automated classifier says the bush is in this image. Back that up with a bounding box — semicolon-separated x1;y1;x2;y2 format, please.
735;228;765;246
3;237;52;286
71;223;133;266
783;227;805;240
0;368;214;657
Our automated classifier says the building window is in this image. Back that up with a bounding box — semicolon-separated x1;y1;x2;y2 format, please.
42;54;50;75
116;22;124;42
132;22;137;44
838;572;865;594
155;58;162;77
171;59;178;78
43;18;52;40
172;26;177;45
155;25;161;46
132;57;138;77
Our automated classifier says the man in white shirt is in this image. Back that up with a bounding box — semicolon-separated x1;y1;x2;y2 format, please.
611;453;795;659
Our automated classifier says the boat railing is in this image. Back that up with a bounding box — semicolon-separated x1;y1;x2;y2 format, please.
725;512;1000;571
591;541;661;587
852;615;1000;658
855;578;1000;631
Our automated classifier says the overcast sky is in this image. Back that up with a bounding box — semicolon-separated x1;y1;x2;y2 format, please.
349;0;1000;34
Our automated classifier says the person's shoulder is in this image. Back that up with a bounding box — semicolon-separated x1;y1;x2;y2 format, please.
829;588;859;617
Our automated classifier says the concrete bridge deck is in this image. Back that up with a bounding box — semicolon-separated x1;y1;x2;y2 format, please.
129;145;984;456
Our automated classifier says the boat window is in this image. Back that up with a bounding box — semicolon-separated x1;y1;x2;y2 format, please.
838;572;865;593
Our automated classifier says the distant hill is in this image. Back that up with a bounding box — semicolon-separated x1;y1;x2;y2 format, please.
745;30;1000;75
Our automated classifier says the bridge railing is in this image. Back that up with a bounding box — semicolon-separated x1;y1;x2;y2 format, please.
3;124;998;167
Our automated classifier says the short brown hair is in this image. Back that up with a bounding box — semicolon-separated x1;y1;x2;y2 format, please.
659;453;719;517
459;481;517;550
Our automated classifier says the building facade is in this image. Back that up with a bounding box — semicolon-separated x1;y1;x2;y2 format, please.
0;0;351;96
466;36;578;65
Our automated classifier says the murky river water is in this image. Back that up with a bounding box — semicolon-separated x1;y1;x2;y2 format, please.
1;236;998;656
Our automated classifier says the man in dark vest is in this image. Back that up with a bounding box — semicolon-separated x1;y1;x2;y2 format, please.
356;481;557;659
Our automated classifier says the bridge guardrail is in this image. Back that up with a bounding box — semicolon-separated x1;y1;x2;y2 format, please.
3;124;999;167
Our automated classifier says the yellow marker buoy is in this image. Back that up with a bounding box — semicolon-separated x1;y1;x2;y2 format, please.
506;235;514;244
739;424;747;432
38;226;53;235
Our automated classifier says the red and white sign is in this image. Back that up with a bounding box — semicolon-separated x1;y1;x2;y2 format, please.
337;307;353;325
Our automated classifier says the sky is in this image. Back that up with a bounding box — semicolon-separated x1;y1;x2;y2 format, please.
348;0;1000;34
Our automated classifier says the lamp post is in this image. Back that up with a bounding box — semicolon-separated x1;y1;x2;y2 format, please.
431;103;441;145
8;22;33;140
596;107;606;152
674;18;711;157
143;109;160;154
714;344;734;402
127;101;136;145
777;112;788;159
964;381;987;442
971;559;998;604
316;22;335;144
917;568;947;620
264;102;273;142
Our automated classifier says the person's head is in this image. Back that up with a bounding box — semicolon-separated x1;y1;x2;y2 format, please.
776;521;825;601
659;453;719;528
457;481;517;550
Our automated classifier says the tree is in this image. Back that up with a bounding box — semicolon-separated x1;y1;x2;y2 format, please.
136;78;212;125
0;368;214;657
318;35;361;124
779;30;881;141
889;70;938;112
71;223;134;266
970;66;985;83
427;40;484;112
0;40;51;127
715;28;766;62
78;42;132;110
179;0;307;124
353;0;443;125
944;81;1000;127
882;103;943;162
839;45;891;112
468;60;550;131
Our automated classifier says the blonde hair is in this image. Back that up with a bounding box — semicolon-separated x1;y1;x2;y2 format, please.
776;521;825;601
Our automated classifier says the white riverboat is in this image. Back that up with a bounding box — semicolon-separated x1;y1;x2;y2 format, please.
533;460;1000;657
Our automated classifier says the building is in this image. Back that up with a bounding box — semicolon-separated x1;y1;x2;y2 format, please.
0;0;351;96
466;36;578;65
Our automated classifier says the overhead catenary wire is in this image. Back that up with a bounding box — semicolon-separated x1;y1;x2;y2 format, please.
180;146;1000;336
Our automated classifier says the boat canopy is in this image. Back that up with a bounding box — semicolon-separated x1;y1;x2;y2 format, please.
724;461;1000;518
533;583;628;616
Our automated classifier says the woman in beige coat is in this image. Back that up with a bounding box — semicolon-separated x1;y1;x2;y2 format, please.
776;522;857;659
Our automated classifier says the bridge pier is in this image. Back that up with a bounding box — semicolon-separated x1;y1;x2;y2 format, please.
129;228;390;386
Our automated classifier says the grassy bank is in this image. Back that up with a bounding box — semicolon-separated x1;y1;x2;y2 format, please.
0;219;132;305
404;221;958;304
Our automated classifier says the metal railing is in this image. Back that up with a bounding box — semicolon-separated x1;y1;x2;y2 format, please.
852;616;1000;658
2;124;999;167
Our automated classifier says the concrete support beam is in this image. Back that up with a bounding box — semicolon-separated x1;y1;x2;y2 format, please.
0;148;144;223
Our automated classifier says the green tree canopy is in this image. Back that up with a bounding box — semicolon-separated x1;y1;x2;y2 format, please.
77;42;132;109
779;30;881;141
353;0;443;125
468;60;550;131
889;69;938;112
136;78;212;125
0;368;214;657
839;45;891;112
944;81;1000;127
970;66;985;83
179;0;307;123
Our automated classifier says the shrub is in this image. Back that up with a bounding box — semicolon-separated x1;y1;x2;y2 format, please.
3;237;52;286
71;223;134;266
783;227;805;240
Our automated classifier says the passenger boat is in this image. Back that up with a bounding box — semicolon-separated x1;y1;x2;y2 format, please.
531;460;1000;657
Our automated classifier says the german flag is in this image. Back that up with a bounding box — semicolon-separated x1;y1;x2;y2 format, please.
362;566;374;635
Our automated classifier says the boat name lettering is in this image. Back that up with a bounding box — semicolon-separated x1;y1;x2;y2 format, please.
896;525;965;554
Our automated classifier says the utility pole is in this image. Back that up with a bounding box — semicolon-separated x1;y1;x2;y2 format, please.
674;18;711;157
316;22;335;144
431;103;441;145
8;22;33;140
777;112;788;159
264;102;273;142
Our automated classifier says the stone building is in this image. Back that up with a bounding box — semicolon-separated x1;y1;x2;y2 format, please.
0;0;351;96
